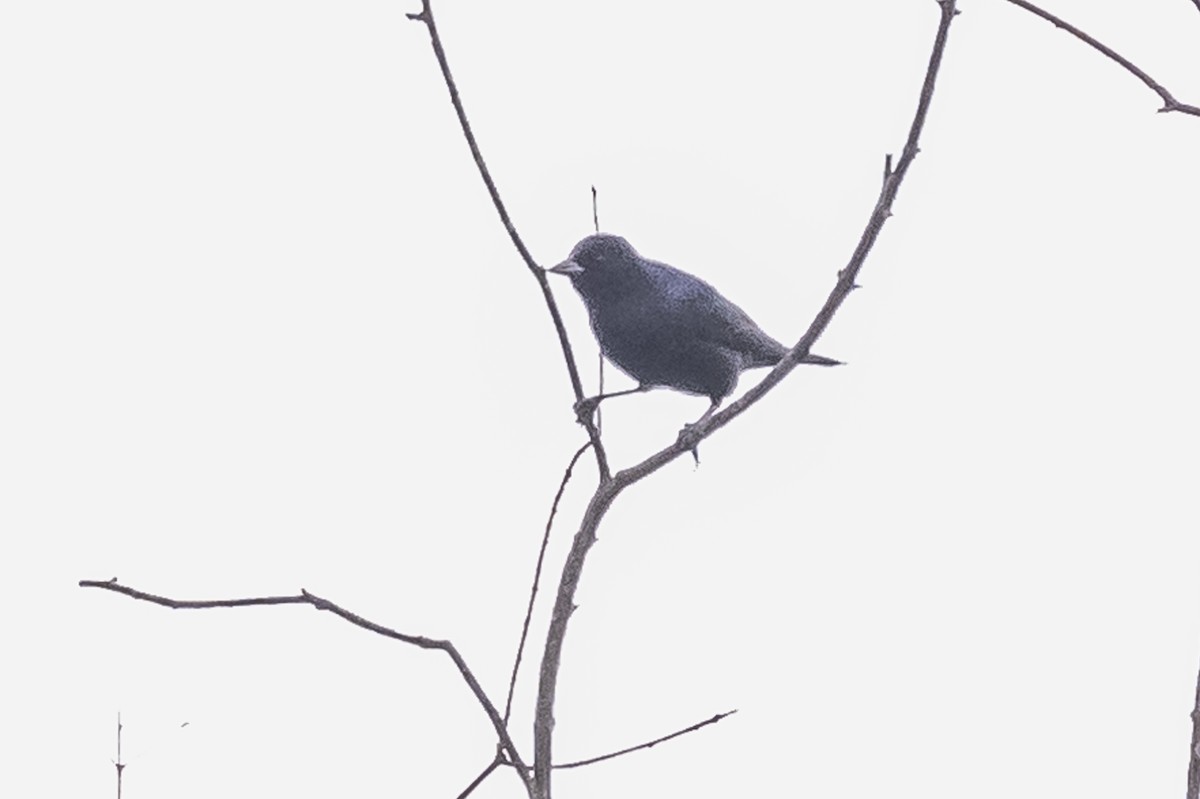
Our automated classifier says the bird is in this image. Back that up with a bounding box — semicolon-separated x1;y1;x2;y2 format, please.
547;233;840;437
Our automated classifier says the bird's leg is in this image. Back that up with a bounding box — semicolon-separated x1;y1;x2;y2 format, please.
573;385;649;425
677;399;720;465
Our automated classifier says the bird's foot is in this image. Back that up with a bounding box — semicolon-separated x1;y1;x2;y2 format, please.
676;423;703;466
573;396;601;426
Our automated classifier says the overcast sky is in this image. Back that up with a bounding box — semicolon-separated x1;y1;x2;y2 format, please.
3;1;1199;797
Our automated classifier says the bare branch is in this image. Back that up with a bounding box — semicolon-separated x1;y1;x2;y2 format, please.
79;579;310;609
1002;0;1200;117
405;0;611;480
531;3;962;796
503;442;593;725
553;710;738;770
78;579;533;795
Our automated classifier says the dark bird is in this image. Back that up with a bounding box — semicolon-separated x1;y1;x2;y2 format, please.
548;234;840;432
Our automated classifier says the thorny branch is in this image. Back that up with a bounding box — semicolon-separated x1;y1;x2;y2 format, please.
77;578;535;795
405;0;611;481
528;2;963;796
1002;0;1200;117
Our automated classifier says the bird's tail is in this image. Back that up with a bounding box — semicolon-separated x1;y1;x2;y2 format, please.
802;353;843;367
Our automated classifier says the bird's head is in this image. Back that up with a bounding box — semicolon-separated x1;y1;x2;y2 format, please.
547;234;645;300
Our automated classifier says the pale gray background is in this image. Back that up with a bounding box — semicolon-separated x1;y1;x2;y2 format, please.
2;1;1199;797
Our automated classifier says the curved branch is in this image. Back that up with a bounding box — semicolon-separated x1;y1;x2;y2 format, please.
503;442;593;725
1003;0;1200;117
78;578;533;795
530;2;962;796
406;0;612;480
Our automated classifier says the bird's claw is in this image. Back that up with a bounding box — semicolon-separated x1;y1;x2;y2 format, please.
677;423;702;466
573;396;600;425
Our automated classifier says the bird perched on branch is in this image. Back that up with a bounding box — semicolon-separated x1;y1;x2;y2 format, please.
548;233;840;437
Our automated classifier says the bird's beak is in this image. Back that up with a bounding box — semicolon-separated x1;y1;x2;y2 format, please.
547;259;583;276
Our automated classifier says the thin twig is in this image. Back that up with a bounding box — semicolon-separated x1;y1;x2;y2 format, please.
456;754;504;799
78;579;533;795
503;442;593;725
113;712;125;799
1002;0;1200;117
405;0;611;480
531;3;962;796
553;710;737;770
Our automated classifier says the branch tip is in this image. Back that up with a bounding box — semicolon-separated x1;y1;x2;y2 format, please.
1003;0;1200;118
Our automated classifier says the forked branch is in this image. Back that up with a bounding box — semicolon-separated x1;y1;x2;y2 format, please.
530;2;962;797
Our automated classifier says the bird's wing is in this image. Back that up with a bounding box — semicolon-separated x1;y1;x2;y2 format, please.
645;259;786;366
